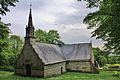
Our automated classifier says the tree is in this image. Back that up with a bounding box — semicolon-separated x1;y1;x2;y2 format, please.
0;0;18;15
0;0;18;66
7;35;23;66
35;29;47;43
97;55;107;67
93;48;108;67
0;21;9;66
2;35;23;66
0;21;9;54
80;0;120;54
47;30;63;44
108;54;120;64
35;29;64;45
78;0;101;8
0;35;23;66
0;0;18;53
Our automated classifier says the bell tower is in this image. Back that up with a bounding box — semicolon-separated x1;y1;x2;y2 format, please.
25;4;35;43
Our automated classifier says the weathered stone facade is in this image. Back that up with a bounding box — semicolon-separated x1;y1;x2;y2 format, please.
16;42;66;77
66;61;92;72
15;7;98;78
16;43;44;77
44;62;66;77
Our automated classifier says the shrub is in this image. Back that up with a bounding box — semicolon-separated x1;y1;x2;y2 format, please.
102;64;120;71
97;56;107;67
112;71;119;76
109;66;119;68
0;66;15;72
108;56;120;64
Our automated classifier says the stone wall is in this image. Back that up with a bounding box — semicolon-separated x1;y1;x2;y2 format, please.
16;41;95;77
66;61;92;72
15;69;26;75
31;70;44;77
16;43;44;77
44;62;66;77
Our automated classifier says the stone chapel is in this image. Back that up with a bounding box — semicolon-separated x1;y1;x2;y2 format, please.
15;7;98;77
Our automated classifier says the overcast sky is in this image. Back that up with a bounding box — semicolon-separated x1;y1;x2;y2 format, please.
1;0;104;48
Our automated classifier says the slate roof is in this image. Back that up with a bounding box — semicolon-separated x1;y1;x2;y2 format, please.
60;43;92;61
32;42;66;65
31;42;92;65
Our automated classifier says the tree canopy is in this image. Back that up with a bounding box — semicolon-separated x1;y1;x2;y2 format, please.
0;0;18;67
35;29;64;45
78;0;101;8
7;35;23;66
81;0;120;54
0;0;18;53
93;48;108;66
0;35;23;66
0;21;9;53
0;0;18;15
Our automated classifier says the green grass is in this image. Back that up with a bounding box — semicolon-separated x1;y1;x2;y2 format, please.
0;71;120;80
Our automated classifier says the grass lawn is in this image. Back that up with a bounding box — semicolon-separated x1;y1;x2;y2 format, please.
0;71;120;80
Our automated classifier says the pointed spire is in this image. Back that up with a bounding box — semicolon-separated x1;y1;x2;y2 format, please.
28;4;33;27
25;4;35;38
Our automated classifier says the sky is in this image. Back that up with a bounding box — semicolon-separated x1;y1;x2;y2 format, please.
1;0;104;48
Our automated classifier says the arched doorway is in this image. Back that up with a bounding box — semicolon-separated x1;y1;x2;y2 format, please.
25;64;31;76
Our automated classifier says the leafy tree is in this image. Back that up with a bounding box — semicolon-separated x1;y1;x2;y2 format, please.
93;48;108;66
0;35;23;66
6;35;23;66
47;30;63;44
35;29;47;43
0;0;18;15
78;0;101;8
8;35;23;53
97;55;107;67
0;0;18;66
0;0;18;53
78;0;120;54
35;29;64;45
0;51;7;66
0;21;9;66
0;21;9;54
108;55;120;64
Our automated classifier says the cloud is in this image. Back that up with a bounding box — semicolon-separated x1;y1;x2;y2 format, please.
1;0;103;48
